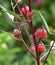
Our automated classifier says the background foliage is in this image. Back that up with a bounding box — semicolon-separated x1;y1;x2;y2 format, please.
0;0;55;65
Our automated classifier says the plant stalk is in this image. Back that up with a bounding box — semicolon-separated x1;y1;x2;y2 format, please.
20;37;36;59
28;21;40;65
43;40;55;65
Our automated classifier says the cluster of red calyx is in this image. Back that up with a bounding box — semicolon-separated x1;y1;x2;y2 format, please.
35;28;47;39
13;28;46;54
13;28;47;54
20;6;33;19
33;28;47;54
13;2;47;55
30;28;47;53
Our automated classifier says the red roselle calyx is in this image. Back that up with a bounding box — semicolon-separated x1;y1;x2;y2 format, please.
20;6;29;16
13;29;21;38
37;44;46;54
30;43;46;54
20;6;33;19
35;28;47;39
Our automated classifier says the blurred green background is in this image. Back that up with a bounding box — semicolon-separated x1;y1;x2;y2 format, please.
0;0;55;65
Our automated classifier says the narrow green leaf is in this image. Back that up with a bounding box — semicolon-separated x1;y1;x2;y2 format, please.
38;11;50;33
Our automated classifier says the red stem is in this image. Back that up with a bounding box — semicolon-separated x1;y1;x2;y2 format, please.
16;1;40;65
28;0;32;11
21;38;36;59
17;3;27;19
28;21;40;65
20;22;34;45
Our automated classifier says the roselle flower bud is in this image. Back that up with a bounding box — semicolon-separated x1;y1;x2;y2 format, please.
35;28;47;39
13;29;21;38
37;44;46;54
20;6;33;19
30;43;46;54
20;6;29;16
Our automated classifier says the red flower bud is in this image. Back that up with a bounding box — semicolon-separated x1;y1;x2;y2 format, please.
35;28;47;39
20;6;33;19
13;29;21;37
20;6;29;16
30;43;46;54
37;44;46;54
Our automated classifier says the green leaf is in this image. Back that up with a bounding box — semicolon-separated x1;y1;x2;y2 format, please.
0;5;21;21
8;48;21;54
7;10;21;21
0;5;18;28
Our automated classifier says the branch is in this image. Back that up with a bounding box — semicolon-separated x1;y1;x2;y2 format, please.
43;40;55;65
28;0;32;11
20;38;36;59
40;51;49;61
28;21;40;65
20;22;34;45
11;0;16;12
16;3;27;19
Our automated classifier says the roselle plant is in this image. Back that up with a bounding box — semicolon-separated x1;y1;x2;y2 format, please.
0;0;55;65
